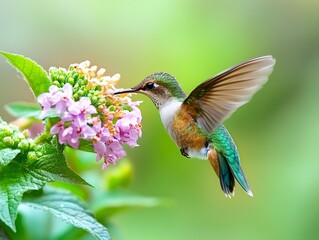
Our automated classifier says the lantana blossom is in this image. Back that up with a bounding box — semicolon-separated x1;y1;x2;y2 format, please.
37;61;142;168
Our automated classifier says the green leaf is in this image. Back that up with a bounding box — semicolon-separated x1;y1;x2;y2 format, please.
0;148;20;167
23;187;110;240
0;139;89;231
78;139;94;153
0;51;51;97
5;102;42;119
30;139;90;186
95;191;160;218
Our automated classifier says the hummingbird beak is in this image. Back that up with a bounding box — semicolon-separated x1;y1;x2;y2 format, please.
113;88;138;95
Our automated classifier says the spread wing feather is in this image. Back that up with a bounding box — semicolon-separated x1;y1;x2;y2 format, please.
182;56;276;134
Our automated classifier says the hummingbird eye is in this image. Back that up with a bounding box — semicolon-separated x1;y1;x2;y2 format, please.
144;82;155;90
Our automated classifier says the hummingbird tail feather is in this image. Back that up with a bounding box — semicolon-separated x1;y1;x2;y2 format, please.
217;152;235;198
208;148;235;198
222;151;253;197
210;125;253;197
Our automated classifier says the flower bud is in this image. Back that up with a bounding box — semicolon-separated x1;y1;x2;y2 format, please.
18;139;30;151
73;73;79;81
77;89;84;96
68;77;75;85
59;75;65;82
27;151;38;162
0;126;13;138
53;80;61;87
3;136;14;147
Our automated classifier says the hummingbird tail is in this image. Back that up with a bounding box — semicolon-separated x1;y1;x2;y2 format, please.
208;148;235;197
217;151;253;197
217;152;235;198
209;149;253;198
209;126;253;197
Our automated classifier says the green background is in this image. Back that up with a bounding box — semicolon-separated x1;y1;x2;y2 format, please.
1;0;319;239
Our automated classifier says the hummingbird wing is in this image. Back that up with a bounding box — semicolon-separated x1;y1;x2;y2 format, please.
182;56;275;134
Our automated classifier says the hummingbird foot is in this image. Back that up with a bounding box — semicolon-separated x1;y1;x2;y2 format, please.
180;147;190;158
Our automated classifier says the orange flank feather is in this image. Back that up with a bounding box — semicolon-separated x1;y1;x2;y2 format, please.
208;148;219;177
170;108;206;151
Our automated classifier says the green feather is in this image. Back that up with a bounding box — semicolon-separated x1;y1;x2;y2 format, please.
217;152;235;197
210;125;253;196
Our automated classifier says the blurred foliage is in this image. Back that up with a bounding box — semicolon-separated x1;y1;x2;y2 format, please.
1;0;319;239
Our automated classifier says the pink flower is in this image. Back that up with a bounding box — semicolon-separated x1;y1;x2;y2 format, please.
51;121;96;149
53;83;74;115
94;141;106;161
37;83;74;118
90;117;128;167
116;109;142;147
60;125;80;149
50;121;78;148
37;85;59;118
47;91;97;149
68;97;97;126
102;139;126;169
50;121;65;137
107;140;126;161
92;120;112;161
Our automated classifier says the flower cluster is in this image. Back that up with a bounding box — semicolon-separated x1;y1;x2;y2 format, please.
37;61;142;169
0;118;42;161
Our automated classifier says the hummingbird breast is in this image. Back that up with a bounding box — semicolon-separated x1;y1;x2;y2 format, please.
159;99;208;158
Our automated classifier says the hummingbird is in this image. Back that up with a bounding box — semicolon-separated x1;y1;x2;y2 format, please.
114;56;275;197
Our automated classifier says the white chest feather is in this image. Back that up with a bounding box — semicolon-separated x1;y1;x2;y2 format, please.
187;148;209;160
159;99;182;131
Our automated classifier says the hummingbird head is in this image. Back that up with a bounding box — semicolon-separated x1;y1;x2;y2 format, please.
114;72;187;109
